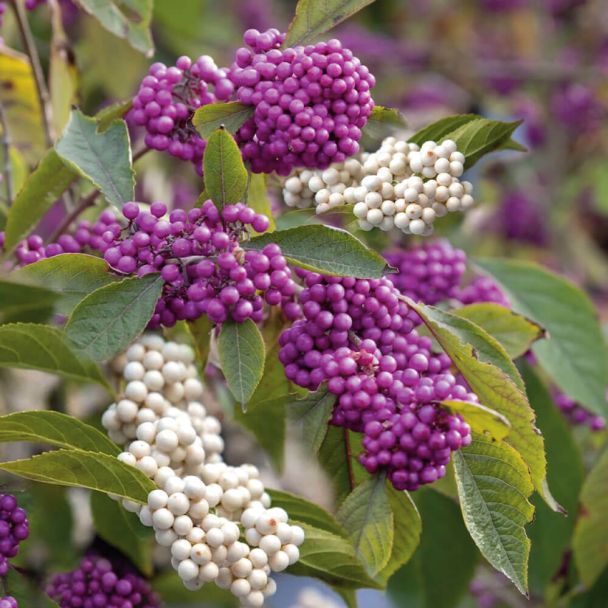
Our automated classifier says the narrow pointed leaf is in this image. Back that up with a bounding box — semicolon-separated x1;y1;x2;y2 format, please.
14;253;118;315
288;388;336;454
203;128;248;209
242;225;389;278
0;323;109;388
65;274;163;361
4;150;76;252
453;434;534;596
55;109;135;207
218;319;265;406
455;303;545;359
337;475;394;576
408;299;557;512
285;0;377;46
0;449;155;503
0;411;119;455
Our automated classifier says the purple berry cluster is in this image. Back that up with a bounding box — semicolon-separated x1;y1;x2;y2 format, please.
47;556;160;608
0;598;17;608
554;391;606;431
131;56;234;174
232;28;375;175
0;493;29;591
495;190;548;246
385;241;510;310
385;240;467;305
279;272;473;491
96;200;298;327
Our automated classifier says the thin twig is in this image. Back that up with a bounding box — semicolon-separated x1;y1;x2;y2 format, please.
48;146;150;242
8;0;54;147
343;428;355;491
0;101;14;206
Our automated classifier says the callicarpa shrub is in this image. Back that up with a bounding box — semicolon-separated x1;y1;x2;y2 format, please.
0;1;606;608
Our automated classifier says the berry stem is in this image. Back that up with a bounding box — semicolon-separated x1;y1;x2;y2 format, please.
47;146;150;243
8;0;54;148
343;428;356;492
0;101;13;206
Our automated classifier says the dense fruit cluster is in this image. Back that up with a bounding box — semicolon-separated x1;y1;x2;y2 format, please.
352;137;474;234
131;56;234;175
279;137;475;235
103;334;304;607
47;556;161;608
232;28;375;175
282;158;363;211
0;598;17;608
554;391;606;431
97;201;296;327
0;494;29;584
279;271;473;490
385;240;509;310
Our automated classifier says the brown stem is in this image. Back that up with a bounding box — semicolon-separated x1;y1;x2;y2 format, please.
48;146;150;242
343;428;355;491
8;0;54;148
0;101;14;206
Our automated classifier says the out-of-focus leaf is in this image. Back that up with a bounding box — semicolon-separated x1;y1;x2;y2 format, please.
246;173;275;232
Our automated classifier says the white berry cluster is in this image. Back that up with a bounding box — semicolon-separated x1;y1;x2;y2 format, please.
103;334;305;607
290;588;342;608
281;158;363;212
353;137;474;235
280;137;475;236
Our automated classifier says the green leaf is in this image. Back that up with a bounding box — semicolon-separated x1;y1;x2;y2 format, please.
284;0;377;46
455;303;544;359
6;568;60;607
453;434;535;596
234;344;287;469
319;425;354;506
520;361;584;596
378;487;421;583
441;400;511;441
65;274;163;361
409;115;482;146
288;522;382;589
218;319;265;406
18;485;77;570
152;571;238;606
96;99;134;132
289;388;336;454
0;323;109;388
0;449;155;503
73;0;154;55
203;128;248;209
245;173;275;232
267;488;347;537
3;150;76;253
571;568;608;608
0;279;60;322
55;109;135;208
337;475;394;576
186;315;214;370
91;492;154;575
389;491;477;608
193;102;254;139
0;411;120;455
573;449;608;587
13;253;118;315
242;225;389;277
408;300;556;512
409;115;521;169
361;106;408;149
475;258;608;419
